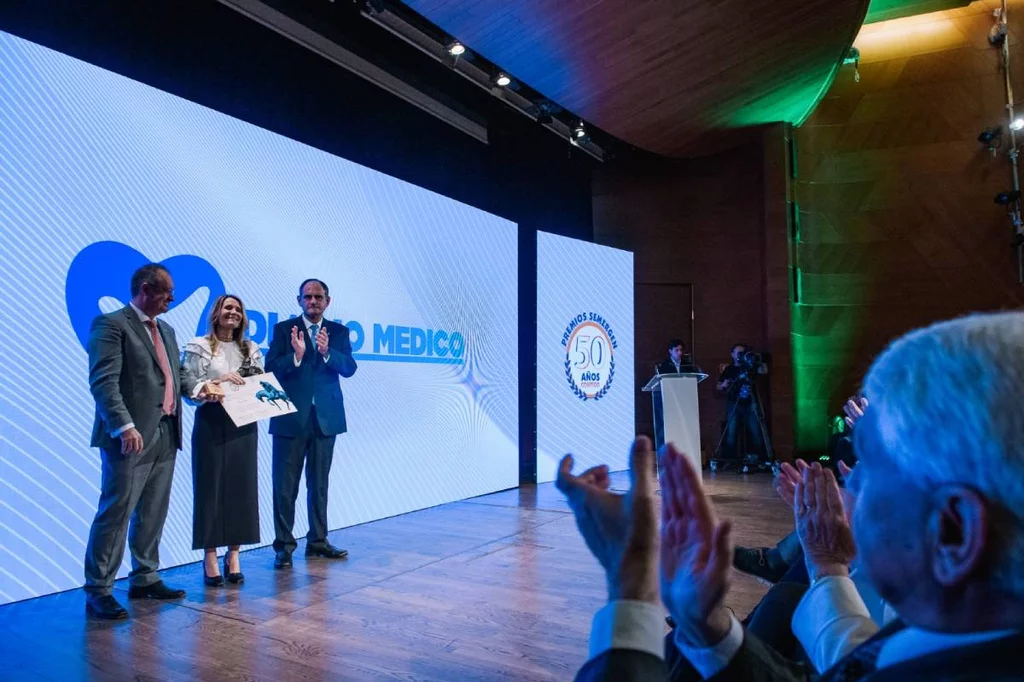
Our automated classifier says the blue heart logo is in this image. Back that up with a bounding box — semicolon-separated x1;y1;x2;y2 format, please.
65;241;226;350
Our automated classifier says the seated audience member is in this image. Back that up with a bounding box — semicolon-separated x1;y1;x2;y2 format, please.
561;312;1024;681
665;459;892;676
733;399;868;584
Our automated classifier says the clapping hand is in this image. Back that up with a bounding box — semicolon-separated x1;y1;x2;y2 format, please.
290;325;305;362
660;443;734;647
316;325;330;357
773;459;809;507
794;463;856;581
843;396;868;430
555;437;660;604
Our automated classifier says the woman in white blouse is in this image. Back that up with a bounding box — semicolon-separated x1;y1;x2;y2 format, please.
182;294;262;586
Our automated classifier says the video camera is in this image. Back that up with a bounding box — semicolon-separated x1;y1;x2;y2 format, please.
739;348;762;368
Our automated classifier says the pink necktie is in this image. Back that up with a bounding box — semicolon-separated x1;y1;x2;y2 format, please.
144;320;176;416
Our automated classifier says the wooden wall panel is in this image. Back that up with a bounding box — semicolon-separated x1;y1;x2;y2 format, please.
792;0;1024;453
593;132;796;460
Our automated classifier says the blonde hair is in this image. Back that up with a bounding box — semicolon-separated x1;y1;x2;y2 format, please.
206;294;250;359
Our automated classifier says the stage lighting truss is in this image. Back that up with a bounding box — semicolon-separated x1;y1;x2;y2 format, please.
358;3;609;161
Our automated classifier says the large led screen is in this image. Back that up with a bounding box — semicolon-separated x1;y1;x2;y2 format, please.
0;32;519;604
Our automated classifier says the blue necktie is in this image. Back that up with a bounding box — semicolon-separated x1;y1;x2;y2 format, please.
309;324;319;406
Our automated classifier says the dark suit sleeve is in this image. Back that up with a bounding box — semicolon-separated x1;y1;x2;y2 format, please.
575;650;667;682
709;632;813;682
323;324;357;378
88;315;132;434
265;321;301;380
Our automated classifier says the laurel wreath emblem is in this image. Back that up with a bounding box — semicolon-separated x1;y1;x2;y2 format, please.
564;354;615;402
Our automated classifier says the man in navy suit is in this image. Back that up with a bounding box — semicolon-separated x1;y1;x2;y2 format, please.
265;279;357;568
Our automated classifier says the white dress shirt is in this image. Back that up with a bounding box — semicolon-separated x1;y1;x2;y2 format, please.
296;315;330;366
111;302;163;437
589;590;1017;678
791;572;896;672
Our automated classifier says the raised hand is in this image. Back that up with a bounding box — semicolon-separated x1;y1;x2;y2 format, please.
773;459;809;507
794;462;856;581
290;325;305;362
556;437;659;603
660;443;734;647
843;396;868;430
316;325;330;357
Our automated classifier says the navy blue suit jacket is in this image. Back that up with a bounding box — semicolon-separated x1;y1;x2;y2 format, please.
265;317;357;438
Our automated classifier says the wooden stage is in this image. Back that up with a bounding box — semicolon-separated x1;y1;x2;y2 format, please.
0;472;791;681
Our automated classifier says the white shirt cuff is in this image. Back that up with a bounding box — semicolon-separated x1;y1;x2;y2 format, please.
111;422;134;437
673;613;744;679
792;575;878;673
587;600;666;662
293;354;301;367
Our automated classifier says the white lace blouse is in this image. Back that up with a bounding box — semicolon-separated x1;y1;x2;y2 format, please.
181;336;264;403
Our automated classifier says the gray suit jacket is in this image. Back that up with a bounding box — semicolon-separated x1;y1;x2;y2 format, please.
88;305;190;452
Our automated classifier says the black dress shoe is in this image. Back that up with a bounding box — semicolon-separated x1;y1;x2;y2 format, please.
127;581;186;600
732;547;788;584
274;550;293;569
85;593;128;620
224;555;244;584
305;542;348;559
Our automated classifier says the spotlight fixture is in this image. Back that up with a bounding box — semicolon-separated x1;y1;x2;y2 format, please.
447;41;466;56
994;190;1021;205
572;122;586;139
494;73;511;87
1011;118;1024;131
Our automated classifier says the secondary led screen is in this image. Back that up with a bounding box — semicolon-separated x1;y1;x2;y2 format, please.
536;231;634;483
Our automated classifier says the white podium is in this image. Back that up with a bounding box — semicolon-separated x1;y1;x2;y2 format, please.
643;372;707;475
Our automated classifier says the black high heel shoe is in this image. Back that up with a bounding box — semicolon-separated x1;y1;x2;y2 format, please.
224;553;244;585
203;562;224;587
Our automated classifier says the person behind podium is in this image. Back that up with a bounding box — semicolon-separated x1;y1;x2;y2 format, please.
182;294;263;587
266;279;357;569
653;339;699;447
656;339;695;375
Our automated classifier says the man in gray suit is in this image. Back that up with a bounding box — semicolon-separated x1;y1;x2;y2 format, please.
563;312;1024;681
84;263;215;619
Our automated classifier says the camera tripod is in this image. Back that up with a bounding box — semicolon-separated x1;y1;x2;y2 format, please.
710;381;775;473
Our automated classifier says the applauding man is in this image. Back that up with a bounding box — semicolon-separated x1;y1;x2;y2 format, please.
565;312;1024;682
266;279;357;569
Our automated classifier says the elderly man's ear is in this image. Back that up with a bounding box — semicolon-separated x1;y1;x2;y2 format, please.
930;485;988;587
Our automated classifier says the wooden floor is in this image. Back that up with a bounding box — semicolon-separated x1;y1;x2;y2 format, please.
0;472;791;681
